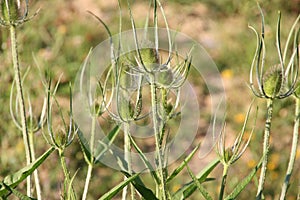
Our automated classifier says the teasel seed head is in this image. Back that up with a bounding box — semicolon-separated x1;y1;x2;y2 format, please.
262;65;284;98
1;0;20;21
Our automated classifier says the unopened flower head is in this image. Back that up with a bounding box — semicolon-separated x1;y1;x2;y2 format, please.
249;7;299;99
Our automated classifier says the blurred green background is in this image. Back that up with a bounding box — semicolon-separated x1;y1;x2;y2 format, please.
0;0;299;199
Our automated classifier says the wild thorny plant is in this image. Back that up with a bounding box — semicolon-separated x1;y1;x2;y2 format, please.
215;103;257;200
0;0;299;199
0;0;41;197
45;79;77;200
81;1;193;199
248;4;299;199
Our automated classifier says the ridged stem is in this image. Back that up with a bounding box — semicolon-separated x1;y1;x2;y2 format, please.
256;98;274;200
280;98;300;199
150;75;168;200
122;122;135;200
58;149;76;200
9;24;33;197
219;164;229;200
82;115;96;200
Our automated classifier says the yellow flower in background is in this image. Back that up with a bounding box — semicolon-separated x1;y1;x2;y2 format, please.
234;113;245;124
244;131;255;140
296;148;300;159
247;159;256;168
270;171;279;180
221;69;233;79
171;184;181;192
267;153;280;171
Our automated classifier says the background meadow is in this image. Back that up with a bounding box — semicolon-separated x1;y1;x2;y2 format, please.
0;0;299;199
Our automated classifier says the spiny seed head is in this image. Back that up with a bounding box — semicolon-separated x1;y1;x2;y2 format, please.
26;116;38;131
1;0;20;21
155;68;174;88
139;48;159;71
119;67;132;88
262;65;283;98
224;147;233;163
118;95;134;121
55;130;67;147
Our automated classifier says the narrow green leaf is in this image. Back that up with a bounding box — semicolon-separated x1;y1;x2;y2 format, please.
122;171;159;200
128;134;160;184
186;163;213;200
167;145;199;183
172;158;220;200
95;125;121;162
0;147;55;196
76;125;92;163
224;157;264;200
2;183;36;200
67;170;79;200
98;173;140;200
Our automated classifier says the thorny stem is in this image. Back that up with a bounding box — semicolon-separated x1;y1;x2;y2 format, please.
219;164;229;200
150;75;168;200
82;115;96;200
256;98;274;200
280;98;300;199
58;149;76;200
122;122;135;200
9;24;33;197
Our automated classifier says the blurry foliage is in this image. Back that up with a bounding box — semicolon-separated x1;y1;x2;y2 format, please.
0;0;299;199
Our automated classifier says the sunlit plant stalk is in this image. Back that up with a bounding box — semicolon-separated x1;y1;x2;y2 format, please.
0;0;40;197
46;81;77;199
248;6;298;199
279;97;299;199
215;103;256;200
280;18;300;199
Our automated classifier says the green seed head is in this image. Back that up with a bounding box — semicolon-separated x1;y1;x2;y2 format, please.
55;129;67;147
26;116;38;131
139;48;159;71
1;0;20;21
224;147;233;163
155;68;174;88
118;97;134;120
263;65;283;98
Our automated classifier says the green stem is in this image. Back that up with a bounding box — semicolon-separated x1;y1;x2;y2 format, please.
82;164;93;200
219;164;229;200
280;98;300;199
82;115;96;200
59;149;76;200
256;98;274;200
9;24;33;196
150;75;168;200
29;132;42;200
122;123;135;200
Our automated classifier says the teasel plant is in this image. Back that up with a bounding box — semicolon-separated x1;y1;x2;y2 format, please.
9;66;47;200
279;15;300;200
83;0;194;199
215;103;257;200
0;0;40;197
248;5;299;199
44;79;77;200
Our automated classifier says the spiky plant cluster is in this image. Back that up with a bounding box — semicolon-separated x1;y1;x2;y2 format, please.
248;4;299;199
